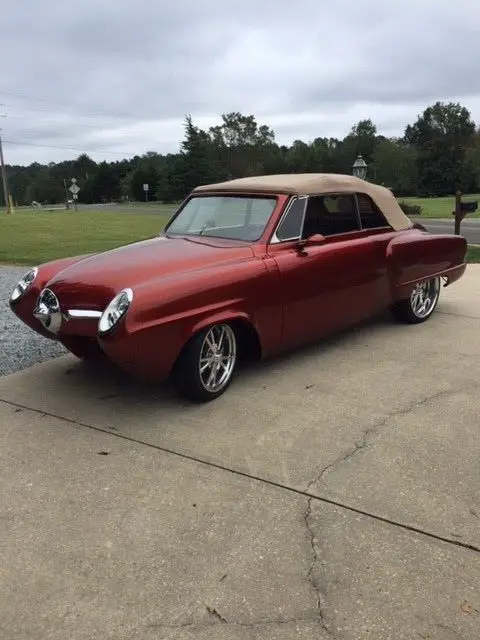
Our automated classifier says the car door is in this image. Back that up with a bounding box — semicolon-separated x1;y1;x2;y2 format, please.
355;191;398;309
266;193;387;350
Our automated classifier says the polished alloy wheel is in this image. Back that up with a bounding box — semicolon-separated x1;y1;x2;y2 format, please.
198;324;236;393
410;277;440;319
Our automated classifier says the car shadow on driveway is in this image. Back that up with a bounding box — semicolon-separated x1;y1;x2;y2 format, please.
56;311;397;406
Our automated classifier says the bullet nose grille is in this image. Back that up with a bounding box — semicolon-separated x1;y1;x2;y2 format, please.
34;288;62;334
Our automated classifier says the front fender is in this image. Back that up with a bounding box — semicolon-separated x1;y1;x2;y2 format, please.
186;309;253;338
9;253;96;338
126;256;274;345
99;258;278;381
100;300;259;383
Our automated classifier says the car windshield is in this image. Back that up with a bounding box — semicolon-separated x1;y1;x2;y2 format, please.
166;195;277;241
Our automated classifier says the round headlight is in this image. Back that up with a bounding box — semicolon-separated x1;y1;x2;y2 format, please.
98;288;133;335
10;267;38;302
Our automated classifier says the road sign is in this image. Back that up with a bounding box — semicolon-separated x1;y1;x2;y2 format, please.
71;177;77;184
69;183;80;195
143;183;149;191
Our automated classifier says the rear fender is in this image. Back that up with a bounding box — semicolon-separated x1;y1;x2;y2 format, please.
387;231;467;301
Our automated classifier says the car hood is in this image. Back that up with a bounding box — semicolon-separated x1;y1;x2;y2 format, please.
46;235;255;310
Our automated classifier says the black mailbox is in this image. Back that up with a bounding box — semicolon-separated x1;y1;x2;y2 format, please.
452;194;478;234
461;200;478;213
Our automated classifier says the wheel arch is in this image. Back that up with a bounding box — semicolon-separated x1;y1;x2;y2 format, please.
180;311;262;363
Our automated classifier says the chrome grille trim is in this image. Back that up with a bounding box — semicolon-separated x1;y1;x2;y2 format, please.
66;309;102;319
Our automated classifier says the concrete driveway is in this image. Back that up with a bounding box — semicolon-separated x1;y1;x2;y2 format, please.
1;268;479;640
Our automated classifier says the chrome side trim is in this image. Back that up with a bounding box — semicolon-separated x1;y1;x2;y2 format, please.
66;309;102;319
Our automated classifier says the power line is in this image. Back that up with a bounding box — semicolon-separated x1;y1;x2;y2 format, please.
6;103;139;121
4;114;123;130
0;96;181;161
0;91;147;121
3;139;141;157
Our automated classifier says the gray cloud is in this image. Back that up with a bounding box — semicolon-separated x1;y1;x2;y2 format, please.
2;0;480;165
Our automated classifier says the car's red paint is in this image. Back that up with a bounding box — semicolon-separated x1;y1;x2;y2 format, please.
10;254;94;340
386;230;467;299
265;229;394;349
47;236;258;334
97;238;272;380
9;177;468;388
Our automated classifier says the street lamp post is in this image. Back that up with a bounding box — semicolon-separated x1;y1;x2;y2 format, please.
352;154;367;180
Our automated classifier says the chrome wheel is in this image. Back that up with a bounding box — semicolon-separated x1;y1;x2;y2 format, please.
198;324;236;393
410;277;440;319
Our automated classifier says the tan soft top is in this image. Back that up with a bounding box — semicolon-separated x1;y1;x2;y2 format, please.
193;173;412;231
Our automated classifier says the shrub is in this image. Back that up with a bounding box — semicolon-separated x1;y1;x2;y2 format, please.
398;201;423;216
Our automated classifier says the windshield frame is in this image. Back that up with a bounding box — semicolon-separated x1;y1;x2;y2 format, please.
164;193;280;243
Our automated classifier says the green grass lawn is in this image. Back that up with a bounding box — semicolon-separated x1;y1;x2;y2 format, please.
1;204;479;266
0;208;172;265
400;194;480;218
466;245;480;263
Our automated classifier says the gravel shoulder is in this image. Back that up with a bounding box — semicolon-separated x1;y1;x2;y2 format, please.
0;266;66;376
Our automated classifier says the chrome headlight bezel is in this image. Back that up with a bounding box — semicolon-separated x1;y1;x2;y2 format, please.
10;267;39;303
98;288;133;335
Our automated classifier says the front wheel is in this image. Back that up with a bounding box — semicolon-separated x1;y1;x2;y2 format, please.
172;323;238;402
391;276;441;324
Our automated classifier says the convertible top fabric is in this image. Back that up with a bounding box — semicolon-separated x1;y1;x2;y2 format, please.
193;173;412;231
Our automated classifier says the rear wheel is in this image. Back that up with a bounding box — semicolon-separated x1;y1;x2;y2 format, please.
172;323;238;402
391;276;441;324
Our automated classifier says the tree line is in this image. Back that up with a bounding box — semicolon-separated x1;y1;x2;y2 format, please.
3;101;480;207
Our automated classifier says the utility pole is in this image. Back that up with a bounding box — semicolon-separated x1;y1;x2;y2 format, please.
0;130;12;214
63;178;70;209
0;103;14;214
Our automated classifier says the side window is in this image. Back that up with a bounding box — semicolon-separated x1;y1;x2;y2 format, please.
356;193;390;229
275;197;307;241
302;194;360;238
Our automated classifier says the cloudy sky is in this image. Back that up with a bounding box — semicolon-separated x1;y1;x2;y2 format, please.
2;0;480;166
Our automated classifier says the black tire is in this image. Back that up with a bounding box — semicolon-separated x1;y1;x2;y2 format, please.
172;323;238;402
391;276;441;324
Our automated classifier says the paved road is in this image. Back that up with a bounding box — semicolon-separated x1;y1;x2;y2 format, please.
418;218;480;244
1;267;479;639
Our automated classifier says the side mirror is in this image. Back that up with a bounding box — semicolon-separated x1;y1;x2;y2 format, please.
296;233;325;254
306;233;325;245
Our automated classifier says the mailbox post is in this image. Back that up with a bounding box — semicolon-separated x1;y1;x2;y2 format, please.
453;191;478;235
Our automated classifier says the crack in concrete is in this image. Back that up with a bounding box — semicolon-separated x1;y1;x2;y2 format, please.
300;384;479;640
314;426;376;487
304;496;337;638
306;385;473;491
205;605;228;623
147;614;322;630
1;396;479;554
414;613;468;639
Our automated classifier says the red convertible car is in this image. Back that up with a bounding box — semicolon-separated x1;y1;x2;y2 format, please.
10;174;467;402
